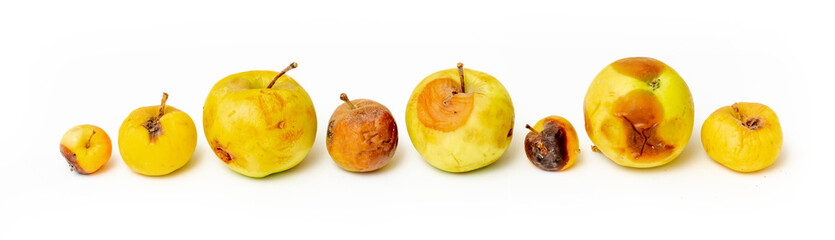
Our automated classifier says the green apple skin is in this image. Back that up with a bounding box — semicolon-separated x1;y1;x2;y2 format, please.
405;67;514;173
204;70;316;178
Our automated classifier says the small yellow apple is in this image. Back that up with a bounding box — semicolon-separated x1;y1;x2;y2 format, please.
405;63;514;172
59;124;112;174
203;63;317;178
701;102;782;172
118;93;197;176
583;57;694;168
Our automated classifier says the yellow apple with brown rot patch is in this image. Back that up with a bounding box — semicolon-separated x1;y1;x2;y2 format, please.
405;63;514;172
583;57;694;168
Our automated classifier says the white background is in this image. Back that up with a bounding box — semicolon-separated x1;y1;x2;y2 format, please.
1;0;832;239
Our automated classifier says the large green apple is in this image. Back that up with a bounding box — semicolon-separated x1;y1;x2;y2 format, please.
405;63;514;172
203;63;317;178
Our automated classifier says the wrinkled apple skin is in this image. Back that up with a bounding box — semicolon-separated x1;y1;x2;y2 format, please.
701;102;782;172
406;68;514;173
204;71;317;178
583;57;694;168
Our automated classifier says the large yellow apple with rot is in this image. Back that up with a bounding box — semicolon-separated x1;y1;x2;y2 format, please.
203;62;317;178
405;63;514;172
583;57;694;168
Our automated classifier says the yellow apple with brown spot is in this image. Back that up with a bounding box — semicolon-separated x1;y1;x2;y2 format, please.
119;93;197;176
701;102;782;172
583;57;694;168
405;63;514;172
203;62;317;178
59;124;112;174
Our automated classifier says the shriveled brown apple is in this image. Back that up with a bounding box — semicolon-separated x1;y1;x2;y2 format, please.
524;116;580;171
326;93;398;172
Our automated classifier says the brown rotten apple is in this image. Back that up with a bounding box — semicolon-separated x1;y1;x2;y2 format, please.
326;93;398;172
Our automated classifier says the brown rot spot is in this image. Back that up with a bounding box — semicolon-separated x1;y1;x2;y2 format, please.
211;139;234;163
507;127;513;138
277;120;286;129
613;89;674;160
60;145;89;174
326;119;335;145
143;118;163;142
732;103;764;131
611;57;665;83
144;92;169;142
524;121;569;171
744;118;762;130
416;78;474;132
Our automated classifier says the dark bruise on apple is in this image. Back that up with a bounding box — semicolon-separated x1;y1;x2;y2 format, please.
731;103;764;130
326;93;398;172
612;89;674;160
416;63;474;132
524;121;570;171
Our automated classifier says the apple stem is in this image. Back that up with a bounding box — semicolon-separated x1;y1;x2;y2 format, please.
525;124;539;134
457;62;465;93
85;130;96;149
340;93;356;109
731;103;742;121
267;62;299;89
158;92;169;119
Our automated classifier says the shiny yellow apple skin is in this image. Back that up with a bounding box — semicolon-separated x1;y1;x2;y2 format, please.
405;67;514;172
701;102;782;172
203;71;316;178
583;57;694;168
59;124;112;174
119;104;196;176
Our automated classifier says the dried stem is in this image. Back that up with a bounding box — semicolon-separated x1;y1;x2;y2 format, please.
158;92;169;119
85;130;96;149
525;124;539;134
267;62;299;88
457;62;465;93
340;93;356;110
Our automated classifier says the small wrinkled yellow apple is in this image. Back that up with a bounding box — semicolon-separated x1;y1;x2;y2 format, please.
584;57;694;168
701;102;782;172
59;124;112;174
119;93;197;176
203;62;317;178
405;63;514;172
